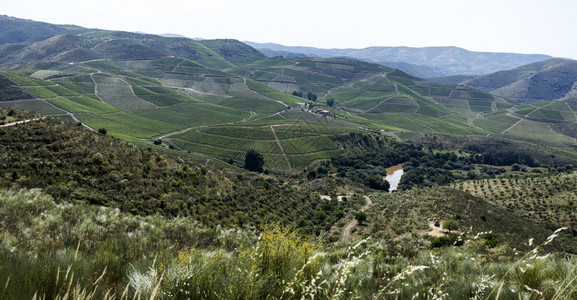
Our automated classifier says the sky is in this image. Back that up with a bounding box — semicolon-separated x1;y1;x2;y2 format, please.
4;0;577;59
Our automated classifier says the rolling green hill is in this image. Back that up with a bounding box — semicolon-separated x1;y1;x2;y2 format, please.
1;17;577;173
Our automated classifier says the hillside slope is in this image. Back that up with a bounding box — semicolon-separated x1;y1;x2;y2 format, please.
0;15;89;44
245;42;552;77
2;17;577;171
459;59;577;103
0;108;365;233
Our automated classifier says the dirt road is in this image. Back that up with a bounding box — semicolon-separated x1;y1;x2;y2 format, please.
341;195;372;242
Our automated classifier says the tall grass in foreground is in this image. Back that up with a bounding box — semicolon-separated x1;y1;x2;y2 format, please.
1;188;577;299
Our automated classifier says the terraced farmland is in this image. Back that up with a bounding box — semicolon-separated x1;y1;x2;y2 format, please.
51;75;96;95
0;99;65;115
503;120;576;146
168;123;354;172
4;45;577;174
526;101;577;122
47;96;118;114
473;110;519;133
93;74;157;111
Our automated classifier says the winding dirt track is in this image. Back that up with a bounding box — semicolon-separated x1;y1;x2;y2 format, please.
0;118;43;127
341;195;372;242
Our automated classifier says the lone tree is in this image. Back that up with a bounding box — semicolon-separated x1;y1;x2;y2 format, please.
355;211;367;225
326;96;335;107
442;219;459;233
307;92;317;102
245;149;264;172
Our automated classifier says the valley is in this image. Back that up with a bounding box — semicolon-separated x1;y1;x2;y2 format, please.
3;51;577;173
1;15;577;299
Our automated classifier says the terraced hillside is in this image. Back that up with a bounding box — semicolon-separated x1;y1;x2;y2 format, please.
437;58;577;104
233;58;511;134
1;17;577;172
0;56;361;172
168;123;352;172
2;53;577;171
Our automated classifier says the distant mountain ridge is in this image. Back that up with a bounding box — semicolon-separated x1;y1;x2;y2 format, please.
432;58;577;103
245;42;553;78
0;15;91;44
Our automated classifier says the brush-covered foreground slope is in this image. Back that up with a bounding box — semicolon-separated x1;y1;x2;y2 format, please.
3;110;577;298
0;108;368;234
3;187;577;299
437;58;577;104
2;134;577;298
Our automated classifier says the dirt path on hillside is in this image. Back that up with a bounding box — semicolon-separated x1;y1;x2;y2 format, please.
501;109;523;134
424;221;446;237
341;195;372;242
0;118;43;127
40;99;96;132
270;124;293;171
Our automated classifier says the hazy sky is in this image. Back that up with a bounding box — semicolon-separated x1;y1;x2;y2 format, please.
4;0;577;59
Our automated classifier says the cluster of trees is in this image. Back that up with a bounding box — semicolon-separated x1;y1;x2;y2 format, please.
326;96;335;107
291;91;318;101
319;133;544;191
328;143;422;191
470;148;537;167
398;151;509;189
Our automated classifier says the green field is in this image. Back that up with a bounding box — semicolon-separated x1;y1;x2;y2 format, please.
52;77;95;94
359;113;435;132
166;123;352;171
504;120;576;145
366;96;418;113
0;72;51;86
404;114;486;135
47;96;118;114
201;126;276;140
77;112;181;138
468;100;493;112
473;110;519;133
0;99;65;115
527;101;576;122
450;89;495;99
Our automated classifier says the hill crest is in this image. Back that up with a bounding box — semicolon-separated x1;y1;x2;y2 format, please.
459;58;577;103
245;41;552;77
